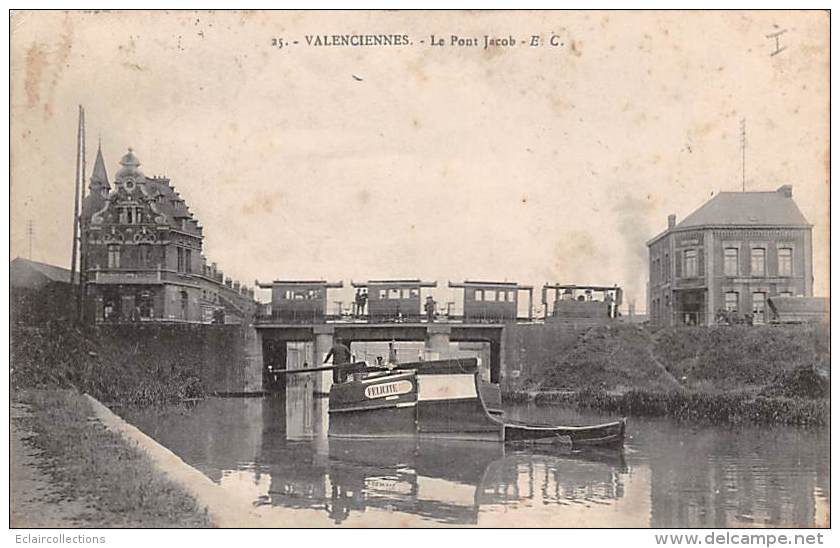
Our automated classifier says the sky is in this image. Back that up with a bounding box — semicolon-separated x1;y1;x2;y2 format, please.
10;10;830;312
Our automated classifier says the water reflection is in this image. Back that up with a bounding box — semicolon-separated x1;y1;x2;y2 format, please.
122;390;829;527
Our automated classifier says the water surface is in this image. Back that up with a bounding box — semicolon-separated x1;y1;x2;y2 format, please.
123;383;829;527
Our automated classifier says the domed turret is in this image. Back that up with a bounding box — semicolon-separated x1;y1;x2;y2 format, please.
115;147;145;182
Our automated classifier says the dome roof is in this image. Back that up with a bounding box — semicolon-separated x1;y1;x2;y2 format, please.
115;147;144;181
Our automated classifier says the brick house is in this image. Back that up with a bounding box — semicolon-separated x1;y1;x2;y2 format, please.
81;146;256;323
647;185;813;326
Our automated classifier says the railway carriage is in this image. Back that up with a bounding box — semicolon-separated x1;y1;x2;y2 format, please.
353;279;437;322
257;280;343;323
449;281;533;323
542;284;623;323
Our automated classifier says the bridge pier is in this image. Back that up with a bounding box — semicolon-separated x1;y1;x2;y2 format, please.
425;324;452;359
313;325;335;396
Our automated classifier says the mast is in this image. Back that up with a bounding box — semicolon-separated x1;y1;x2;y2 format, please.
70;105;82;317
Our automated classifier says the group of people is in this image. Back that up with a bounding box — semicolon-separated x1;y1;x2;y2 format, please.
351;288;438;322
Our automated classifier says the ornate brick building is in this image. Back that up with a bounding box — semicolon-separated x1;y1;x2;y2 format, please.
81;146;256;323
647;185;813;326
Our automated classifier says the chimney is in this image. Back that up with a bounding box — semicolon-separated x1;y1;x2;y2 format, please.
667;214;676;230
777;184;793;198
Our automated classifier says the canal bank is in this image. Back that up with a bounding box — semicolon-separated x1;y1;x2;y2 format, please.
503;323;829;426
11;389;212;527
11;389;475;527
504;388;829;426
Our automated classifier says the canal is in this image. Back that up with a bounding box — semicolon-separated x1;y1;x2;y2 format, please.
122;382;829;527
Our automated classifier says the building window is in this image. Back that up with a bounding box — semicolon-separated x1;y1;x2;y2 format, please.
137;291;153;319
378;289;387;299
663;253;669;280
180;291;189;320
107;245;120;268
485;289;497;301
683;249;698;278
724;248;739;276
475;290;483;301
752;292;766;324
176;247;192;273
778;247;793;277
751;248;766;276
139;244;151;266
724;292;738;312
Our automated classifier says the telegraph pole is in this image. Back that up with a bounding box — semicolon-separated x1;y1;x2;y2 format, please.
70;106;82;312
740;118;747;192
27;220;33;259
77;106;87;322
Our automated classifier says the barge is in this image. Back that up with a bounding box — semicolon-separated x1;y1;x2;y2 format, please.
324;358;626;448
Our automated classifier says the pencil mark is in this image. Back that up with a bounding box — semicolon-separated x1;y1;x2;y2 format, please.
766;28;788;57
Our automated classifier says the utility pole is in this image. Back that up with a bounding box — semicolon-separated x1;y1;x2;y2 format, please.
740;118;747;192
27;220;33;259
78;106;87;322
70;105;82;311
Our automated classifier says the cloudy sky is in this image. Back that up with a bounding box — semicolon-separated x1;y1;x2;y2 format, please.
10;10;829;311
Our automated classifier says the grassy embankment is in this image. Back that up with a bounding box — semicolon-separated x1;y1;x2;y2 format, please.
509;323;829;426
12;321;206;405
12;322;213;526
14;389;211;527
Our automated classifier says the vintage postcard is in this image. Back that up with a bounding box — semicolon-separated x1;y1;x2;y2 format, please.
9;9;830;532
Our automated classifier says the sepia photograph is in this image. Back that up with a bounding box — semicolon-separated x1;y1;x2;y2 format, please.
7;8;830;532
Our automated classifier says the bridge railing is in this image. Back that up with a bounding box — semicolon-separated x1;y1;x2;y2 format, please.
253;311;539;325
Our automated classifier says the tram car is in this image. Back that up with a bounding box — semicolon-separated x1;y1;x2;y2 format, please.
256;280;343;323
542;284;622;323
354;280;437;322
449;281;533;323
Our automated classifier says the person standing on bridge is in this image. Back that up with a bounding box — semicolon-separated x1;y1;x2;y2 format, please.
424;295;436;323
354;289;368;318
